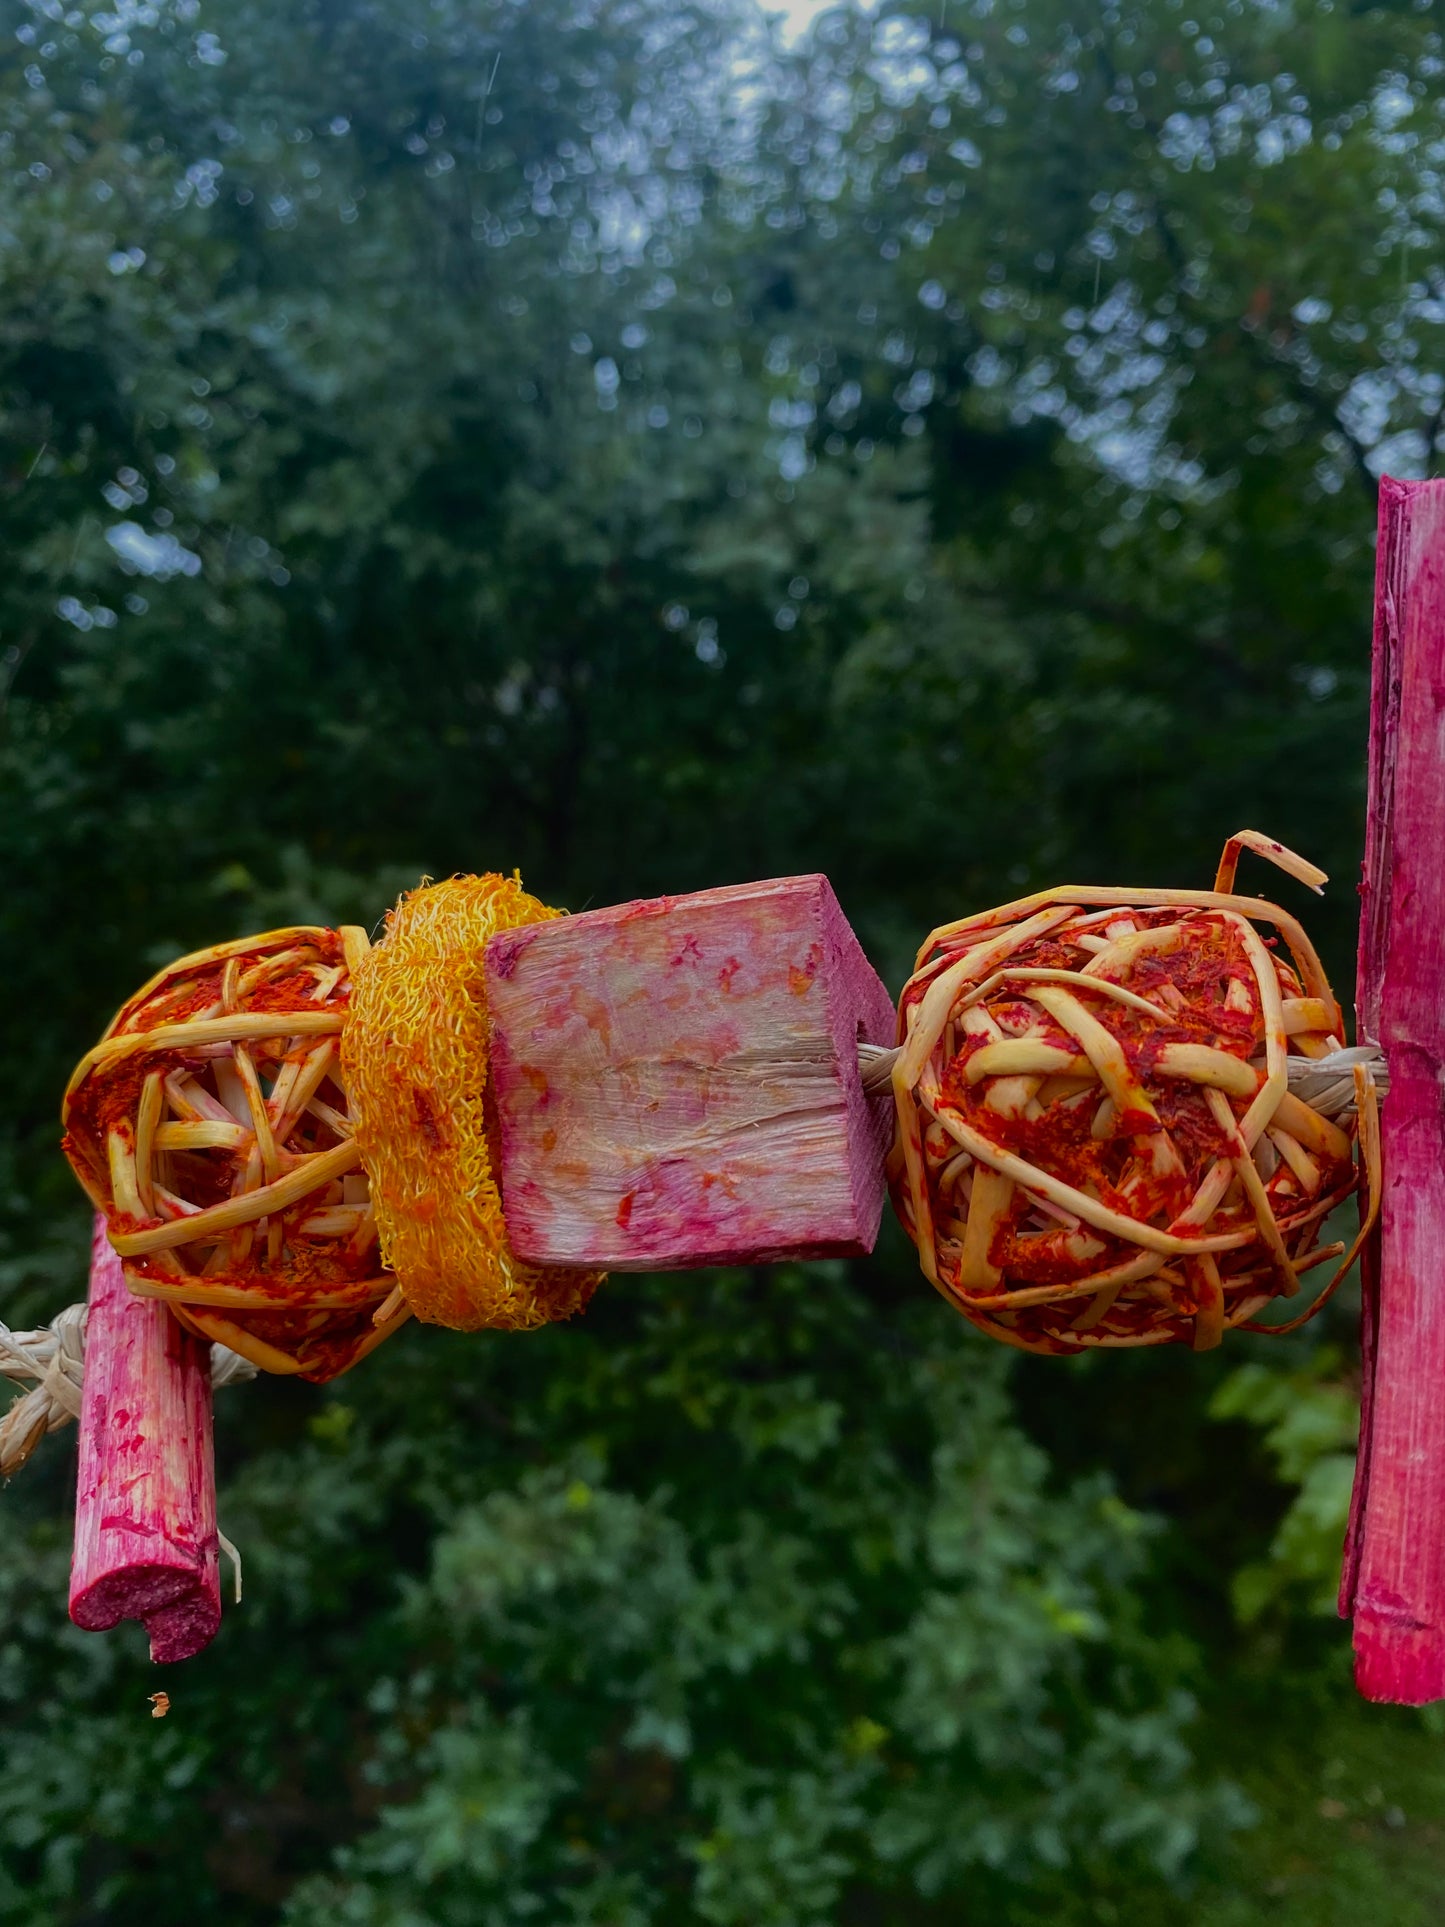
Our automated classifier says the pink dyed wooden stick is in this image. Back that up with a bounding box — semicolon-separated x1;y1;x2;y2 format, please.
70;1214;221;1663
1343;476;1445;1704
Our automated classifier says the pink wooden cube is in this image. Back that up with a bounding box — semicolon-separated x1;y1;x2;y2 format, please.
484;875;897;1269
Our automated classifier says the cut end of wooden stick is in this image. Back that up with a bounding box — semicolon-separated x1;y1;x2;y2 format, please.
145;1589;223;1666
1353;1617;1445;1707
71;1563;221;1664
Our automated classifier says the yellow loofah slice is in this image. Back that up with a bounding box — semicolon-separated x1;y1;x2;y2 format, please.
343;873;603;1332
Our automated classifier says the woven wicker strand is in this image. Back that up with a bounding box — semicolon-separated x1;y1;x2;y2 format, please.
886;832;1382;1354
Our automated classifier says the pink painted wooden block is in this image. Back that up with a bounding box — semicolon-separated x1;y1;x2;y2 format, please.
70;1214;221;1663
1343;476;1445;1704
485;874;896;1269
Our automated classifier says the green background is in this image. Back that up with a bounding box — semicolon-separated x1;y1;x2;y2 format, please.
3;0;1444;1919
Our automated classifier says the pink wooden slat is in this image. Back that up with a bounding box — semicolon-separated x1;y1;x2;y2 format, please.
70;1215;221;1663
485;875;897;1269
1346;475;1445;1704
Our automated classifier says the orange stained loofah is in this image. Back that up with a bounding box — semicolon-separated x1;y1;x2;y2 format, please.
888;833;1382;1355
343;873;605;1332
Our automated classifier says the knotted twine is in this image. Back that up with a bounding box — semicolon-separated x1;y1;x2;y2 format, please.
0;1307;256;1477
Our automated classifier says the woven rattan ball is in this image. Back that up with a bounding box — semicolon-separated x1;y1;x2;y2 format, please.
62;925;401;1383
888;837;1379;1354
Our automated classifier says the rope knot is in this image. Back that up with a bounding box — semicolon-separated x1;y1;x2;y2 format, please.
1;1303;255;1478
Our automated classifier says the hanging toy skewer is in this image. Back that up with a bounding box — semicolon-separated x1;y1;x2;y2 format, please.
6;476;1438;1704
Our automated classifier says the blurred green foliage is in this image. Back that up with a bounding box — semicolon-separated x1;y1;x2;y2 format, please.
2;0;1444;1919
1210;1347;1360;1624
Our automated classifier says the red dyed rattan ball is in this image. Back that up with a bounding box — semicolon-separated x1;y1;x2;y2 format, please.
62;925;406;1382
888;842;1375;1353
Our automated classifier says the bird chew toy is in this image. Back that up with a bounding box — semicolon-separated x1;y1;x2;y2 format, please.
33;836;1374;1674
2;475;1442;1711
59;850;1369;1381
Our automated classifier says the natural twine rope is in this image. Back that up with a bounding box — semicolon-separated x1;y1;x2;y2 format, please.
0;1306;256;1479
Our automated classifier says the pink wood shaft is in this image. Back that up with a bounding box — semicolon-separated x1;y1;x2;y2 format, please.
1338;1226;1379;1621
70;1214;220;1663
1346;475;1445;1704
486;875;896;1269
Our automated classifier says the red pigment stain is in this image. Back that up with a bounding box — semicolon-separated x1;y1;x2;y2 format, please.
717;956;742;992
788;942;824;996
671;934;702;967
487;934;526;980
616;1191;636;1228
700;1170;740;1200
413;1088;445;1150
524;1067;551;1106
100;1514;163;1535
541;1127;557;1153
